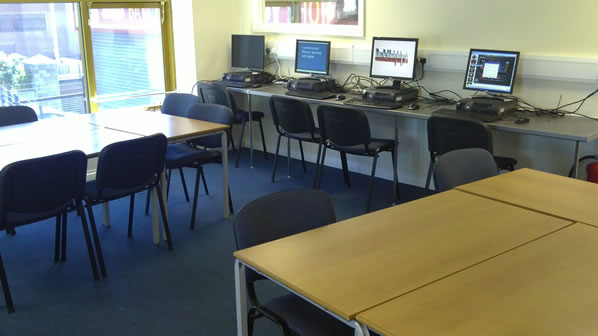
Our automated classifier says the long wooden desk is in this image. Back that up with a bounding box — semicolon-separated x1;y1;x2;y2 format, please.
456;168;598;227
356;223;598;335
234;190;571;335
234;84;598;178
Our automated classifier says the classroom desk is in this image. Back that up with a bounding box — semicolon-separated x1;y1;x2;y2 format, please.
234;84;598;178
456;168;598;227
75;110;232;243
233;190;571;336
356;223;598;336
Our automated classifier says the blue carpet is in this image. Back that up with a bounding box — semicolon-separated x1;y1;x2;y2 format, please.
0;149;425;335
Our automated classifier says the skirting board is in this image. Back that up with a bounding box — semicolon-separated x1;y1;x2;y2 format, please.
267;41;598;83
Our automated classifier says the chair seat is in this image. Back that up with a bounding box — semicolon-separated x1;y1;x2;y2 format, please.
165;143;222;168
85;180;148;203
285;127;321;142
495;156;517;171
235;109;264;124
261;294;353;336
332;138;395;156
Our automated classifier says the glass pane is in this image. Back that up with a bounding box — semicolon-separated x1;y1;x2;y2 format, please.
0;3;87;119
89;7;165;112
264;1;358;25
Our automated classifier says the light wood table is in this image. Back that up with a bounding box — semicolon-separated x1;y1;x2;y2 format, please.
357;223;598;336
74;110;232;243
234;190;572;336
456;168;598;227
0;118;98;147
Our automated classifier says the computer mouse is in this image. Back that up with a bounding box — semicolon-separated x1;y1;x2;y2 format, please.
335;95;346;101
408;103;420;110
515;117;530;124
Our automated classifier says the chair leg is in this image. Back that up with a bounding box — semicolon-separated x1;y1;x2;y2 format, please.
316;145;328;189
144;189;151;215
230;124;237;151
257;118;268;160
298;140;306;173
79;201;100;281
61;213;67;262
341;152;351;187
154;183;173;250
391;147;400;200
190;167;202;230
128;194;135;238
236;120;246;168
287;136;292;178
366;154;379;213
312;142;323;188
0;252;15;313
178;167;190;202
271;134;282;183
424;160;435;196
200;168;209;195
166;168;172;197
82;201;106;278
54;215;61;263
228;186;234;214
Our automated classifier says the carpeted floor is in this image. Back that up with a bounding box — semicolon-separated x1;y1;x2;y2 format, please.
0;149;425;335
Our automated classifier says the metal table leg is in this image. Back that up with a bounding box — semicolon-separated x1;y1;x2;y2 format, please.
235;259;248;336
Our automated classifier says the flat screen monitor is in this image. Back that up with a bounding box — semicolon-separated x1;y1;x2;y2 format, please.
463;49;520;94
294;40;331;76
231;34;265;70
369;37;418;89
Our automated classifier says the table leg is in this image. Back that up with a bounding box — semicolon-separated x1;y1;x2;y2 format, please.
393;116;399;205
222;130;230;219
247;91;254;169
235;259;248;336
572;141;581;179
353;321;371;336
101;203;110;228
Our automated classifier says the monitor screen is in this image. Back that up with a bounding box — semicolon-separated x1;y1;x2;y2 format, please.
294;40;331;76
463;49;520;94
231;34;265;70
369;37;418;84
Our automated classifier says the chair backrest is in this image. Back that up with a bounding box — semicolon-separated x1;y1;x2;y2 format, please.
317;105;371;149
95;133;167;197
0;106;38;127
233;189;336;284
433;148;498;192
184;103;233;148
161;93;201;117
195;83;238;114
0;150;87;227
269;96;316;138
427;116;493;157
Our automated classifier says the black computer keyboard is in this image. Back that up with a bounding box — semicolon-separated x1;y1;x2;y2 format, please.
212;80;256;88
343;98;402;110
285;90;335;100
432;108;501;123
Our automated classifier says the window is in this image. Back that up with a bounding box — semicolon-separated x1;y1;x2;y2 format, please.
0;1;175;117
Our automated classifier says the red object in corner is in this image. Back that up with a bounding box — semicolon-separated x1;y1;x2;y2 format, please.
586;162;598;183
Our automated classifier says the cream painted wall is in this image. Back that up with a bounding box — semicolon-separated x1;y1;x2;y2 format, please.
202;1;598;187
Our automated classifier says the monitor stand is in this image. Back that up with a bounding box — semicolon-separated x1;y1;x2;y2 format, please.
376;80;410;92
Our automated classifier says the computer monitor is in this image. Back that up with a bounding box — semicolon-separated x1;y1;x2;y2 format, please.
231;34;265;71
463;49;520;94
369;37;419;89
294;40;331;76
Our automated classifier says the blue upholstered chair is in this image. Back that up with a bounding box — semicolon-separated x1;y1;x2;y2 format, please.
433;148;498;192
0;105;38;127
0;150;100;313
233;189;353;336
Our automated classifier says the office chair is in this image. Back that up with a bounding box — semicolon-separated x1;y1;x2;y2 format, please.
433;148;499;192
0;105;38;127
161;103;235;229
85;133;171;277
0;150;101;313
425;115;517;193
195;82;267;167
316;105;400;213
233;189;353;336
